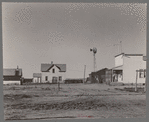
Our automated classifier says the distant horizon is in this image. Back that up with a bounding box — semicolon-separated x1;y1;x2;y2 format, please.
2;3;146;78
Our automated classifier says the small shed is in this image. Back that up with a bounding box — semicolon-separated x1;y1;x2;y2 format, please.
89;68;108;83
33;73;42;83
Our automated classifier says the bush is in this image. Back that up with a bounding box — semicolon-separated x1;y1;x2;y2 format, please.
86;81;91;84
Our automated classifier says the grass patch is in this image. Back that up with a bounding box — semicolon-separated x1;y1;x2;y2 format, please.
7;97;129;111
4;94;39;101
115;87;145;93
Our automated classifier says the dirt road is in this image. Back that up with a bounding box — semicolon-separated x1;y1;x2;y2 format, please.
3;84;146;120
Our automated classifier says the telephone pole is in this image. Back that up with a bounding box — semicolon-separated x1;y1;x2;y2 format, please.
84;65;86;84
114;41;122;54
120;41;122;53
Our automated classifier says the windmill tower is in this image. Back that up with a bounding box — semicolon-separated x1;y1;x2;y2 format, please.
90;47;97;72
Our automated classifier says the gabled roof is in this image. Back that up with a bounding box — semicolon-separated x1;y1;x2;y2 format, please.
90;68;108;75
41;63;66;72
96;68;108;73
3;69;22;76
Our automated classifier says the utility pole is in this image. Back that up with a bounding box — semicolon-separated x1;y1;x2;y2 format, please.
114;44;120;54
84;65;86;84
114;41;122;54
93;53;95;72
120;41;122;53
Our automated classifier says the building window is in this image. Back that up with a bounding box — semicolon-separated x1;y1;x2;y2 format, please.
15;70;19;76
53;69;55;73
139;70;144;78
144;70;146;78
59;76;62;81
45;76;48;81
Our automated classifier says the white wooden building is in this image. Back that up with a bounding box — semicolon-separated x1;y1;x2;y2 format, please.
41;62;66;83
112;53;146;84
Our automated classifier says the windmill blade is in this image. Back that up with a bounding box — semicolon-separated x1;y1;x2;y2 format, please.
93;47;97;54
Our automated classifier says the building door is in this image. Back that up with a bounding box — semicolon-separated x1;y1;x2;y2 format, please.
105;69;112;84
59;76;62;82
45;76;48;81
52;77;57;83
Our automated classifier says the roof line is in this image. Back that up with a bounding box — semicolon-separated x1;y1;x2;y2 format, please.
112;65;123;69
125;54;143;56
115;53;124;57
115;53;144;57
47;64;54;71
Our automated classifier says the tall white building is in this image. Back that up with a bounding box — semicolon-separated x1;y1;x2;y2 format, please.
112;53;146;84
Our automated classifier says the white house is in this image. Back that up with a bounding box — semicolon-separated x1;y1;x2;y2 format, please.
112;53;146;84
41;62;66;83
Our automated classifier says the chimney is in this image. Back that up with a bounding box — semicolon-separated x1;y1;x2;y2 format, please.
51;61;53;64
16;66;19;76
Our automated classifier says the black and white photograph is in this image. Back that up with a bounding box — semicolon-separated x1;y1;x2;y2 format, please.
2;2;147;120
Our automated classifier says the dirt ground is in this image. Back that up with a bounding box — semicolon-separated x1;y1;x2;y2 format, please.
3;83;146;120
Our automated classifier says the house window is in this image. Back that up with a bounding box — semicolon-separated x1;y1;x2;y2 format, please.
45;76;48;81
53;69;55;73
59;76;62;81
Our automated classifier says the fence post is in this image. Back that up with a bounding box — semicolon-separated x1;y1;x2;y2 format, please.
144;69;146;92
135;70;138;92
58;77;60;91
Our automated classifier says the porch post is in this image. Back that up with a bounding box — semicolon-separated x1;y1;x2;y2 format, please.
111;69;113;83
135;70;138;92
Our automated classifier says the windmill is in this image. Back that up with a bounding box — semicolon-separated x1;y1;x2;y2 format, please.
90;47;97;72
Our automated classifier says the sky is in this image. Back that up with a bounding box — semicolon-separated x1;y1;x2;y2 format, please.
2;3;147;78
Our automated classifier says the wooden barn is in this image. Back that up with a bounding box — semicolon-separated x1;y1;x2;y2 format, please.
3;66;23;85
89;68;108;83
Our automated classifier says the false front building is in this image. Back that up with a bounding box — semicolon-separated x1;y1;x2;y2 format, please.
112;53;146;84
41;62;66;83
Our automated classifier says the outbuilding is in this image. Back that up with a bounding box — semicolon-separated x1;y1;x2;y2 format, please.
3;66;23;85
89;68;108;83
33;73;42;83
